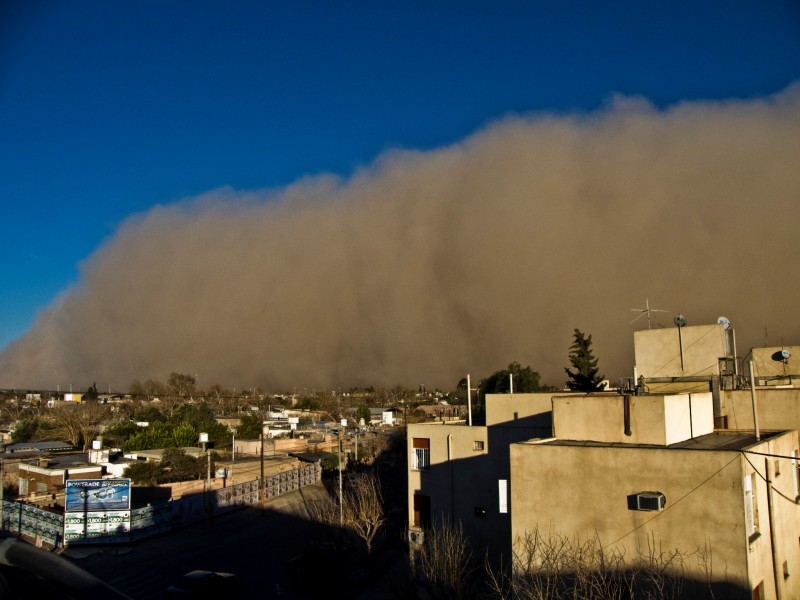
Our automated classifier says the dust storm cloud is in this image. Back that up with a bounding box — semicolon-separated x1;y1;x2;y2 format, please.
2;86;799;392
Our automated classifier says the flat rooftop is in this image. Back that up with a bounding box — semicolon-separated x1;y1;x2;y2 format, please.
529;429;787;452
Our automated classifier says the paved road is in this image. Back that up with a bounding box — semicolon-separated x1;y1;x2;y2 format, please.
63;483;336;599
63;431;410;599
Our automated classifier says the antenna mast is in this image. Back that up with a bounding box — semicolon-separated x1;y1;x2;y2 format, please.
630;298;669;329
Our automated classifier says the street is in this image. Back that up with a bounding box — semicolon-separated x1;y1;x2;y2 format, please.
63;483;334;599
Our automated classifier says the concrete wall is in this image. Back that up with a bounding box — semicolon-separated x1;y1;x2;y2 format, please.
634;323;732;378
510;431;800;599
750;346;800;385
720;388;800;432
406;393;557;561
407;423;501;552
485;392;555;429
663;393;714;445
552;393;713;445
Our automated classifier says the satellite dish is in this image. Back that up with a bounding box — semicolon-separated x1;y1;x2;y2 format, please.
717;316;731;329
674;314;687;328
771;349;792;362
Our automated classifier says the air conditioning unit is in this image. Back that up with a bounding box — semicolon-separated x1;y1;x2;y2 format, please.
408;528;425;546
635;492;666;512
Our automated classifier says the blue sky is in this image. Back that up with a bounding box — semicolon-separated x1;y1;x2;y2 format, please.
2;1;799;351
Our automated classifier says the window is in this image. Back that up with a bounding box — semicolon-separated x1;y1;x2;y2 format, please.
793;449;800;499
499;479;508;514
473;440;485;451
752;580;764;600
412;438;430;471
745;473;760;540
36;482;48;493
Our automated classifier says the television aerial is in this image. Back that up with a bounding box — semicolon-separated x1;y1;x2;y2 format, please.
630;298;669;329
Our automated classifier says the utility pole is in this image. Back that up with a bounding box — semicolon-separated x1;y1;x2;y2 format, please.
260;430;265;505
338;423;344;527
0;458;4;529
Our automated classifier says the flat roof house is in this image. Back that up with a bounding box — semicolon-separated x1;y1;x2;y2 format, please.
407;391;556;561
510;393;800;599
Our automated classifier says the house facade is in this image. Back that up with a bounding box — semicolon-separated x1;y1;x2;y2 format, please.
510;393;800;599
18;457;102;496
407;392;555;559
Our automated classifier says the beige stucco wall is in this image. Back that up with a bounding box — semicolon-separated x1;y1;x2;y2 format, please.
663;393;714;444
634;323;732;379
750;346;800;384
407;423;500;550
485;392;557;429
552;393;713;445
407;404;552;561
720;388;800;432
510;431;800;598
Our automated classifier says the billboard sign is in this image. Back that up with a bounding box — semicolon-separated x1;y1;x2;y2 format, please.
65;479;131;513
64;510;131;544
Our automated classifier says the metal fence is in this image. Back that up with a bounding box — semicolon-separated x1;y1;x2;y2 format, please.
1;463;321;547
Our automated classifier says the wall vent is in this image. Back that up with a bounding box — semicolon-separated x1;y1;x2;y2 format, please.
408;528;425;545
635;492;666;512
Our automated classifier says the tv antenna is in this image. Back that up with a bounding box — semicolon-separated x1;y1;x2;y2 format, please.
630;298;668;329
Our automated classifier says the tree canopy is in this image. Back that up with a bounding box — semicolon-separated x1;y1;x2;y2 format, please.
564;329;605;392
480;362;546;395
354;405;372;426
236;413;263;439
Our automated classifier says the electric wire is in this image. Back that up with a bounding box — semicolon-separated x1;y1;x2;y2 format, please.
741;452;799;505
605;454;740;547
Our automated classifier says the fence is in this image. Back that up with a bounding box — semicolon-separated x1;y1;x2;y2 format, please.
1;463;321;548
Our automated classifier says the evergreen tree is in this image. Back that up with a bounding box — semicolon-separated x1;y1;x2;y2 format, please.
565;329;605;392
355;404;372;426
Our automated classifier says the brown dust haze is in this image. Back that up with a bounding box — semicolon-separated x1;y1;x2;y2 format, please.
2;86;799;392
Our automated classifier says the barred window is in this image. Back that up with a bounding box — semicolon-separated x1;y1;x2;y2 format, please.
412;438;430;471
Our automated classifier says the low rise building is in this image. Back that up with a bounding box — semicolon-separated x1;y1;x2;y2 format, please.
18;456;102;496
407;392;555;560
510;393;800;599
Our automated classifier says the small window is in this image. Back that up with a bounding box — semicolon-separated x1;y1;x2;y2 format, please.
36;482;48;493
793;450;800;499
412;438;430;471
473;440;484;451
745;473;760;540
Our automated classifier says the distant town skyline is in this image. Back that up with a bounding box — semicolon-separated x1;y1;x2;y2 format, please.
1;2;799;390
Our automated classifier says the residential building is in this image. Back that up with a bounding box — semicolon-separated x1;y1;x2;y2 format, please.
510;392;800;599
407;392;555;559
748;345;799;387
18;456;102;496
633;321;737;396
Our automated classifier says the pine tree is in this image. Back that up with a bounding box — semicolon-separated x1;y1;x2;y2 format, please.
565;329;605;392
